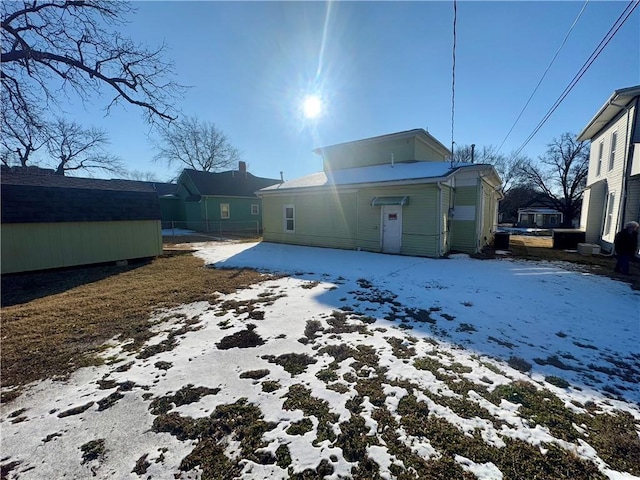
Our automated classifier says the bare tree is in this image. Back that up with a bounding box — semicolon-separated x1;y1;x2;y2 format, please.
1;105;47;167
518;132;589;227
453;144;527;193
46;119;124;176
153;117;241;172
1;1;182;131
124;170;159;182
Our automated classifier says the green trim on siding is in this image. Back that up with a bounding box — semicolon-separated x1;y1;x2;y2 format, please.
2;220;162;274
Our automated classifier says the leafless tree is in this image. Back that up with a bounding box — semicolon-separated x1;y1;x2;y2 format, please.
153;117;241;172
1;105;47;167
1;0;182;132
124;169;159;182
45;118;124;176
518;132;589;227
453;144;527;193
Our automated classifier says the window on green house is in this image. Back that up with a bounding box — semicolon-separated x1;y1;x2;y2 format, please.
284;205;295;232
251;204;259;215
220;203;230;219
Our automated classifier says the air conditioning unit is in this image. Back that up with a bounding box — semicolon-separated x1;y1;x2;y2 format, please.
577;243;601;255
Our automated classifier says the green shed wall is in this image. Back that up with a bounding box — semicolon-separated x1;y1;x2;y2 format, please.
2;220;162;274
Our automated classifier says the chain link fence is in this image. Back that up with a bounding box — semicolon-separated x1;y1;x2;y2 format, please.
161;220;261;239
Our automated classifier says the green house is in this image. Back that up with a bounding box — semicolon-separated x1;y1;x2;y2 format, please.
169;163;281;235
257;129;503;257
1;168;163;274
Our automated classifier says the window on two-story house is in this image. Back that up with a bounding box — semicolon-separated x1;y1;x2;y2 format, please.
596;141;604;176
604;192;615;236
284;205;295;232
608;131;617;171
220;203;230;219
251;204;259;215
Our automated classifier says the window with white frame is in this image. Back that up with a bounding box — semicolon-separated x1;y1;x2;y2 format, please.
251;204;259;215
604;192;615;235
220;203;230;219
596;141;604;176
608;131;617;171
284;205;295;232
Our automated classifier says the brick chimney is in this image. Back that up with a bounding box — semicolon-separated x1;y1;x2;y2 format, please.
239;161;247;175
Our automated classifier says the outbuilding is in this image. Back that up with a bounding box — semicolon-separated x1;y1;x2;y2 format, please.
257;129;503;257
1;168;163;274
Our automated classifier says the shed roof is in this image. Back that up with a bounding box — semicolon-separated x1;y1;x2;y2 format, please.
181;169;281;197
1;170;161;224
258;161;499;193
577;85;640;141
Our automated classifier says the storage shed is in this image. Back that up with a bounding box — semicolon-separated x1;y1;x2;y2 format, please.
1;168;163;274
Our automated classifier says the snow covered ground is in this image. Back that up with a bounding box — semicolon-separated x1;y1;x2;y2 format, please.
2;241;639;479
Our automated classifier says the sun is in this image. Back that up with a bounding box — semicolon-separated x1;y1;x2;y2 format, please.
302;94;323;119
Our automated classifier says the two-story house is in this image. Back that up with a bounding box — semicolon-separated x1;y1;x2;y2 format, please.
578;85;640;252
256;129;503;257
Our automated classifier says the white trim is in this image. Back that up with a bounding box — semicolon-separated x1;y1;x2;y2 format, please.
220;203;230;219
283;204;295;233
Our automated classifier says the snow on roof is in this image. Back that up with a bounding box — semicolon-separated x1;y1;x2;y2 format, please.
260;161;479;192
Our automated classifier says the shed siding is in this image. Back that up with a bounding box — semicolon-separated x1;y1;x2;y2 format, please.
2;220;162;274
441;186;452;254
450;185;478;253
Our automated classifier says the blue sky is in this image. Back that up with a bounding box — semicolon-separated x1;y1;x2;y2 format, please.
67;1;639;182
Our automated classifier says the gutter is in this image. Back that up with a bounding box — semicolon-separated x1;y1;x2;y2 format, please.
617;97;638;231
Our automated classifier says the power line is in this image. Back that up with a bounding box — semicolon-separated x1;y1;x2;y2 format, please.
513;0;639;158
497;0;590;155
450;0;457;165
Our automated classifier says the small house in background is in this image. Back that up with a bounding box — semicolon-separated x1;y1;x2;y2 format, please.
579;85;640;252
1;167;162;274
516;195;564;228
257;129;503;257
168;162;281;235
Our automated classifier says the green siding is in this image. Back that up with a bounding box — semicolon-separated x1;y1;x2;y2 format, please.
450;185;479;253
263;184;443;257
263;192;357;249
159;197;185;223
2;220;162;274
323;138;416;171
441;186;452;254
183;196;262;234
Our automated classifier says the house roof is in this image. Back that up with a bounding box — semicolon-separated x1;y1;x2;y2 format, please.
577;85;640;141
1;169;161;224
312;128;452;159
181;169;281;197
258;161;499;193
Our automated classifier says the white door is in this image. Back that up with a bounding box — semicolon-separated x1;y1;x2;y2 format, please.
382;205;402;254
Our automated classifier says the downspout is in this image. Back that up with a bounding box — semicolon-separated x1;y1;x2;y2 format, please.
204;197;209;233
615;97;638;231
437;181;443;257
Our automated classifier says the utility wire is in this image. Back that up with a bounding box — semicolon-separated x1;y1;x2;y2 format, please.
450;0;457;166
496;0;590;155
513;0;639;158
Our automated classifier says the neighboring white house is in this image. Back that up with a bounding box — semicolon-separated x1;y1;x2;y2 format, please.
578;85;640;252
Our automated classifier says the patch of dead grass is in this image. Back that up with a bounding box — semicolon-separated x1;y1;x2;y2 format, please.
1;251;265;390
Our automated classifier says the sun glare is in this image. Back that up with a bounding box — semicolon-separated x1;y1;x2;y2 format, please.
302;95;323;119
